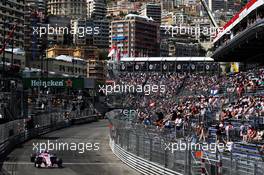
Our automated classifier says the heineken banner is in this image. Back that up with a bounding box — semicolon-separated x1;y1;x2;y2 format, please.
23;78;85;89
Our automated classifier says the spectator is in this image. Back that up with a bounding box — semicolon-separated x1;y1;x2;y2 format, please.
240;122;248;142
247;126;257;142
198;122;207;142
253;129;264;141
216;125;224;144
225;122;234;142
175;116;183;130
143;116;151;128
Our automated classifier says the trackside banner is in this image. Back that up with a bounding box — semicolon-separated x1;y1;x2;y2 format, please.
23;78;84;89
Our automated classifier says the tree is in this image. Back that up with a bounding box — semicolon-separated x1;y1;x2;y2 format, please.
95;49;108;60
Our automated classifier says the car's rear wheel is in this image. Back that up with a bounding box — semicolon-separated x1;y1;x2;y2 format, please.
50;156;57;166
30;156;35;162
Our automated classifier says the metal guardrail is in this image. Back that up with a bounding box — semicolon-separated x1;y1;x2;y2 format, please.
109;120;194;175
0;111;98;175
109;118;264;175
71;115;98;125
109;138;183;175
0;121;68;175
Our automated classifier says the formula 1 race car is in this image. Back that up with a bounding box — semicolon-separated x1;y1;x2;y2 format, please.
30;151;63;168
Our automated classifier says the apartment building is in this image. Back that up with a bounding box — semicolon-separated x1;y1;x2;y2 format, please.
140;3;161;24
24;0;46;67
110;14;160;58
71;18;109;49
47;0;87;19
0;0;24;48
87;59;106;82
87;0;107;19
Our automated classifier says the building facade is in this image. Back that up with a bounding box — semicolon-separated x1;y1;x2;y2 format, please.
0;0;24;48
4;49;26;68
87;59;106;81
30;56;87;77
140;3;161;24
46;46;106;79
24;0;47;67
47;46;97;60
71;19;109;49
47;0;87;19
87;0;107;19
168;38;202;57
212;0;235;11
110;14;160;58
86;19;109;49
47;16;71;47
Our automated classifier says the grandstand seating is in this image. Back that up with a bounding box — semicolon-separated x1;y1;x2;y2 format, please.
109;65;264;173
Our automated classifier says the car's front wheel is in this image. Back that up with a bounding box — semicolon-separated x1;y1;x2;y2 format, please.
57;158;63;168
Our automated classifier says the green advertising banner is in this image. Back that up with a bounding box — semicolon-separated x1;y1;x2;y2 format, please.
23;78;84;89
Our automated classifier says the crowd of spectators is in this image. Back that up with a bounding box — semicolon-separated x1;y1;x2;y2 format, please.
224;68;264;96
182;73;221;95
220;96;264;120
114;67;264;147
214;6;264;49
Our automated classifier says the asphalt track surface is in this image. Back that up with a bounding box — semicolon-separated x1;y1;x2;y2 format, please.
2;120;140;175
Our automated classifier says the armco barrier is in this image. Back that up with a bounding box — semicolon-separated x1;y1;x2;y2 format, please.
0;115;98;174
0;121;68;158
71;115;98;125
109;118;264;175
109;138;183;175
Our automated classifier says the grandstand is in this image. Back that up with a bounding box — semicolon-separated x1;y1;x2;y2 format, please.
212;0;264;61
107;62;264;175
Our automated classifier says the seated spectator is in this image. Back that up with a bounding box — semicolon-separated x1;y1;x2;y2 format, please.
154;118;163;128
143;116;151;127
175;116;183;130
253;130;264;141
247;126;257;142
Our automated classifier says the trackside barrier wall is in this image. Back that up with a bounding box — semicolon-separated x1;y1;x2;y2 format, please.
109;119;264;175
0;111;98;174
109;138;183;175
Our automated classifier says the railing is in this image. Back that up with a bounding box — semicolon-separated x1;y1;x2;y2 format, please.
109;138;183;175
109;119;198;175
109;118;264;175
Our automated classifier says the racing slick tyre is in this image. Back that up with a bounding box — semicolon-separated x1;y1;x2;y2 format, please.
57;158;63;168
30;153;36;162
50;156;57;167
35;157;42;168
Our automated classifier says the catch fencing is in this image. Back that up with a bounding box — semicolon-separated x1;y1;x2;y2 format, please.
109;119;264;175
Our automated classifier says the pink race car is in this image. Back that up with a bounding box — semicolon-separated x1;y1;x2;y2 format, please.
30;151;63;168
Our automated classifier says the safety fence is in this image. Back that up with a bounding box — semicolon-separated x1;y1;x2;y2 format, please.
109;138;183;175
109;119;264;175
